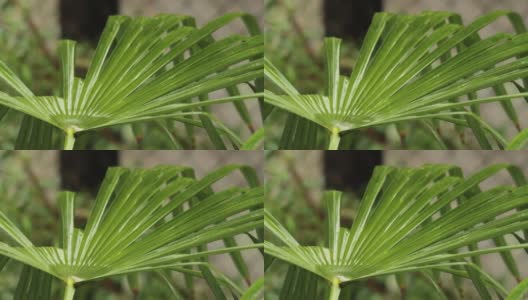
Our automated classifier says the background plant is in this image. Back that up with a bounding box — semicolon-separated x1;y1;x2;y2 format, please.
0;152;264;299
0;1;264;150
265;151;528;299
265;3;528;150
266;164;528;299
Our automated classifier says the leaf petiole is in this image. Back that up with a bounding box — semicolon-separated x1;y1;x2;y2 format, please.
63;278;75;300
328;278;341;300
63;128;76;150
328;128;341;150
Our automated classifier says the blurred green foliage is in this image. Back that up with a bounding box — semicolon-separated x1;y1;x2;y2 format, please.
264;151;494;299
264;0;516;150
0;0;252;149
0;152;253;299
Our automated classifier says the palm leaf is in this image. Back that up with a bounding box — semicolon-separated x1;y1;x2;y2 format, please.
507;128;528;150
241;127;265;150
265;164;528;299
265;11;528;149
241;277;264;300
0;13;263;149
0;165;263;299
508;277;528;300
14;265;53;300
0;107;9;121
14;116;58;149
278;265;322;300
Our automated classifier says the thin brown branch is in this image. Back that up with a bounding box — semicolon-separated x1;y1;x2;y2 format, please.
21;160;58;218
398;130;407;149
99;128;124;146
400;285;407;300
9;0;59;69
364;128;387;146
366;278;388;294
100;279;123;294
277;0;322;68
283;156;325;221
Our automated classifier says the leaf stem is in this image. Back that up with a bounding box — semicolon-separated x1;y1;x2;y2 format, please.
63;128;75;150
328;278;341;300
63;278;75;300
328;128;341;150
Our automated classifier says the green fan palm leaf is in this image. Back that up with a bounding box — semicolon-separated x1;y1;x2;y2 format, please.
240;277;264;300
0;13;263;149
508;128;528;150
265;11;528;149
265;164;528;299
0;165;263;299
508;277;528;300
